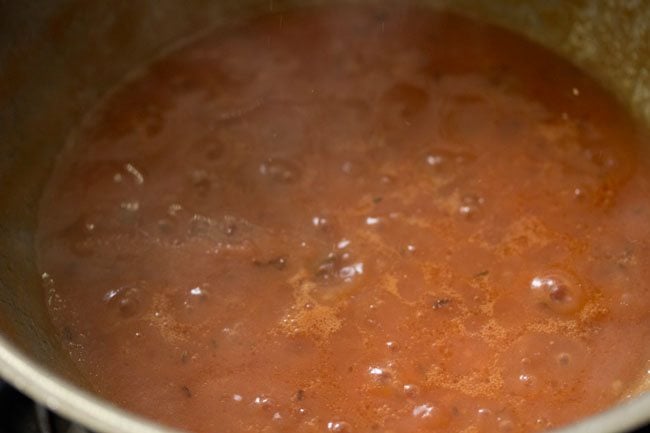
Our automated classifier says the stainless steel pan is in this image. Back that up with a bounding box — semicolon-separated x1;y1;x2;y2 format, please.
0;1;648;432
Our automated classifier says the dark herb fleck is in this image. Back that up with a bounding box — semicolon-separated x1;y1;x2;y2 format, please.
252;256;288;270
373;196;383;204
473;270;489;278
295;389;305;401
181;385;192;398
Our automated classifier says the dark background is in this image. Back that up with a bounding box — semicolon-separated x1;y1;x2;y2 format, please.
0;381;647;433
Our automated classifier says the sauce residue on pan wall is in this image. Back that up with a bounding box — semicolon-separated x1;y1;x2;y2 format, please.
37;4;650;433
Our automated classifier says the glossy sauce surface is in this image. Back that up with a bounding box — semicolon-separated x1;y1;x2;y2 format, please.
37;5;650;433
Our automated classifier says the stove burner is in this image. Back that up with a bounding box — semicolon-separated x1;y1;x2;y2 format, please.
36;404;92;433
0;382;91;433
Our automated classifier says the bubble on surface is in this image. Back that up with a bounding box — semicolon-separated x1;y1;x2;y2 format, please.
412;403;435;418
41;272;55;289
252;395;273;410
339;263;364;282
184;285;208;309
295;407;307;416
168;203;183;217
424;149;476;171
187;214;260;248
259;158;301;183
475;407;512;432
124;163;145;185
556;352;571;366
368;366;392;381
497;417;514;432
103;286;142;318
403;384;419;398
426;155;444;166
312;216;329;228
120;201;140;212
386;340;399;351
337;239;351;249
535;417;553;429
518;373;535;387
366;216;381;226
314;251;364;286
573;186;586;201
190;169;211;192
327;421;352;432
503;333;589;398
458;194;485;219
529;271;585;314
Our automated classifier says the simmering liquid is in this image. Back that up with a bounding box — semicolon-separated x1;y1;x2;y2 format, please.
37;4;650;433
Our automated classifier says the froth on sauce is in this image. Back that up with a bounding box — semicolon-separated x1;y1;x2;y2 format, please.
37;4;650;433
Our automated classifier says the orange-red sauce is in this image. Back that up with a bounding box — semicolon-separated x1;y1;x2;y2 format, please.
37;4;650;433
